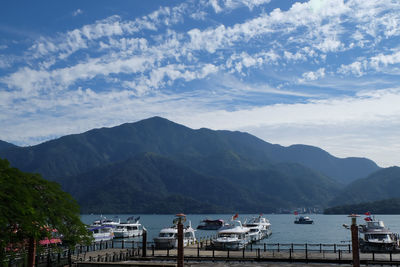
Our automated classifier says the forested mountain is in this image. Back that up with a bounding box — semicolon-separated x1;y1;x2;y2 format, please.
58;153;341;213
0;116;382;213
0;140;17;151
330;167;400;206
324;198;400;214
0;117;378;183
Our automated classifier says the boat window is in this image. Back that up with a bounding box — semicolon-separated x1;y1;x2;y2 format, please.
159;233;174;237
184;232;193;238
366;234;391;241
218;233;237;238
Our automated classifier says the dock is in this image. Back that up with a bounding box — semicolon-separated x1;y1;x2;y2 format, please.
66;241;400;266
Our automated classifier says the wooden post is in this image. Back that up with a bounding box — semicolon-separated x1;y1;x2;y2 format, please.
142;229;147;257
27;237;36;267
177;220;184;267
348;214;360;267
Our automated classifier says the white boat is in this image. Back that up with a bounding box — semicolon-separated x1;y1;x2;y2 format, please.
89;225;114;242
153;221;196;249
243;215;272;242
212;220;250;250
359;215;400;252
114;217;143;238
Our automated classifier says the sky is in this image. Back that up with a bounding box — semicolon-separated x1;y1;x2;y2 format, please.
1;0;400;167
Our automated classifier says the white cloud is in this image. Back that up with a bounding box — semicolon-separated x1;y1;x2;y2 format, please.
72;9;83;16
338;60;367;76
298;68;325;83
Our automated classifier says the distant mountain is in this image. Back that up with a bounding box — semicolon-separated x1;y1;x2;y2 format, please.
0;117;379;183
0;116;381;213
59;153;341;214
0;140;17;151
330;167;400;206
273;145;379;184
324;198;400;214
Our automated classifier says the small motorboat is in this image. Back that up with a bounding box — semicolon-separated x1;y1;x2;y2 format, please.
294;216;314;224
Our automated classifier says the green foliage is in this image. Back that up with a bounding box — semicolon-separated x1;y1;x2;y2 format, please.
0;158;91;260
324;198;400;214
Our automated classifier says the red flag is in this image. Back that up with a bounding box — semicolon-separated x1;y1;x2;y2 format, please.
232;213;239;220
365;211;371;216
294;211;299;215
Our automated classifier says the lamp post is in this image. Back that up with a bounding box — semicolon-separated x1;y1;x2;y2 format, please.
348;214;360;267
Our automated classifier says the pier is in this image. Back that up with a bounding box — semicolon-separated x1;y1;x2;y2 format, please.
68;240;400;266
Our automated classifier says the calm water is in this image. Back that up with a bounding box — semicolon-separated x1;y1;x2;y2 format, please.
81;214;400;245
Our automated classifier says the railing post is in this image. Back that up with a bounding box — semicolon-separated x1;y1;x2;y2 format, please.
227;248;230;258
152;244;154;256
278;243;280;252
334;244;336;253
320;243;322;253
242;247;245;259
264;243;266;252
197;242;200;258
338;249;341;260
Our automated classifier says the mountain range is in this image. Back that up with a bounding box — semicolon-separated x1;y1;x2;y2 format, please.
0;116;391;214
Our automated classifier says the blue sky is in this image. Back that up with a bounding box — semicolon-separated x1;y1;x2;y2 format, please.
1;0;400;167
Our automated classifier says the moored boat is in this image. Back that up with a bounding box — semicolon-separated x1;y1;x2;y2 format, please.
212;219;250;250
113;216;143;238
359;214;400;252
153;221;196;249
197;219;224;230
243;215;272;242
88;225;114;242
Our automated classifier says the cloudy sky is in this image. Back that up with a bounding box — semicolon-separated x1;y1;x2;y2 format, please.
1;0;400;167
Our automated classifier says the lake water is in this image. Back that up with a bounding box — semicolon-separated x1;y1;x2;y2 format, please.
81;214;400;245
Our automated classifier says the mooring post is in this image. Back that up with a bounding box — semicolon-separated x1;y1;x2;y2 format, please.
348;214;360;267
142;228;147;257
175;213;185;267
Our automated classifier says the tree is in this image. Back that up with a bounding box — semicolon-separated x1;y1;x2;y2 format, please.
0;158;91;265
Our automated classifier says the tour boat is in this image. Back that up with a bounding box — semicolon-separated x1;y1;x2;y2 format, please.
88;225;114;242
212;220;250;250
153;221;196;249
243;215;272;242
113;217;143;238
197;219;224;230
359;215;400;252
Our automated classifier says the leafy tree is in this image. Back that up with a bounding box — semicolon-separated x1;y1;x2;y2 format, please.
0;158;91;264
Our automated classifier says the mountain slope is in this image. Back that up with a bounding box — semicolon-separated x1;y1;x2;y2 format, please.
59;153;341;213
330;166;400;206
0;140;17;151
324;198;400;214
0;117;379;184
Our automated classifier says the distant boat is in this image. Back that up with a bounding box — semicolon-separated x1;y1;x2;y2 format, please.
294;216;314;224
197;219;224;230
